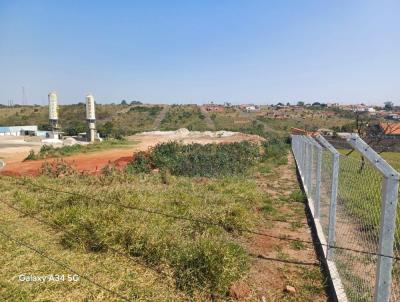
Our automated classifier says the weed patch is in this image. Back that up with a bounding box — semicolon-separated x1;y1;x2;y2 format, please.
126;141;260;177
289;190;306;203
25;139;135;160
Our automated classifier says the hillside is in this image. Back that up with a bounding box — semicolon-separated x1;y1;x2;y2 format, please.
0;104;354;139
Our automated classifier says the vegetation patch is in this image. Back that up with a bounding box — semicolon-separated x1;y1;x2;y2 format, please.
24;139;136;161
160;105;209;131
3;173;267;297
129;106;163;117
126;141;260;177
262;138;290;165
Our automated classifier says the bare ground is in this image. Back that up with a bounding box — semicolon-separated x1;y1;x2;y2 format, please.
0;131;264;176
152;106;169;130
242;154;328;301
199;106;216;130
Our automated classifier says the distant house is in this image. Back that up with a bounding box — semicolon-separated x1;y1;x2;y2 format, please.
291;127;308;135
245;105;259;112
237;104;260;112
385;113;400;121
379;122;400;138
317;128;334;137
203;104;224;113
327;103;339;108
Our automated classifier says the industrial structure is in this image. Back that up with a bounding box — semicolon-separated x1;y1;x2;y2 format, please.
48;92;59;130
1;92;98;142
46;91;62;140
85;94;97;142
0;125;38;136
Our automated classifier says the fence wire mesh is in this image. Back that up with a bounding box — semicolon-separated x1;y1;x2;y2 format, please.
320;150;333;251
291;134;400;302
335;155;381;301
393;202;400;302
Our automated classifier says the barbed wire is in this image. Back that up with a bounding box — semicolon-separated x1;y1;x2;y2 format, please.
0;197;225;301
0;197;319;270
0;223;133;302
9;177;400;261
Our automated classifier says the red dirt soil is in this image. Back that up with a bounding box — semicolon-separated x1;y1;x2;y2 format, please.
0;132;264;177
1;148;136;176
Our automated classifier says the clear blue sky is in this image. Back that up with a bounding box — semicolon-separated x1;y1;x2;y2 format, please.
1;0;399;105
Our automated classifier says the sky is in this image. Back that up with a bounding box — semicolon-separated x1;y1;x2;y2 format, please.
0;0;399;106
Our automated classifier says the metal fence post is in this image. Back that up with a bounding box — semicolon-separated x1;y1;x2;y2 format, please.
302;137;306;178
327;152;339;260
374;176;399;302
314;139;322;219
315;134;340;260
306;138;312;194
346;134;400;302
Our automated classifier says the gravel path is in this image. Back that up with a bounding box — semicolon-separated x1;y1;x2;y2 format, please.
199;106;215;130
152;106;169;130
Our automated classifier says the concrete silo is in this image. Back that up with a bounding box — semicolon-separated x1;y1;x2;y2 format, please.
85;94;96;142
48;92;59;130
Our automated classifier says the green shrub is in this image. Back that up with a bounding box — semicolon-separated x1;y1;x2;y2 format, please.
125;151;152;173
39;159;77;177
60;219;106;252
160;168;171;184
129;106;163;117
262;138;290;165
172;238;248;294
135;141;261;177
24;149;37;161
101;164;119;177
289;190;306;203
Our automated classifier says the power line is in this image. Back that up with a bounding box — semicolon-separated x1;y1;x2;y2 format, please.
13;177;400;261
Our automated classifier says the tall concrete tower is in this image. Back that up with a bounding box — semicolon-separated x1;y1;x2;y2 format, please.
48;92;59;131
85;94;96;142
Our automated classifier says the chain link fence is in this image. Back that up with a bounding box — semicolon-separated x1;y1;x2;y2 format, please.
291;134;400;302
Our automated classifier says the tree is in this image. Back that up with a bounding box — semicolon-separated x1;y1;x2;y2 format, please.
130;100;142;105
384;101;394;111
121;100;128;105
98;121;114;138
64;121;86;136
343;111;397;172
297;101;304;106
38;124;52;131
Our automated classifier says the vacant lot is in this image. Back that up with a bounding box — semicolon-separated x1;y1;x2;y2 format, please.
0;130;264;176
0;139;327;301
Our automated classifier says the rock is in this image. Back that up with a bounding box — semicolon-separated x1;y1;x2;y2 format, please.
260;296;267;302
284;285;296;294
228;282;251;300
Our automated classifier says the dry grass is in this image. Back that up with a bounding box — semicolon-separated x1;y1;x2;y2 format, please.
0;140;327;301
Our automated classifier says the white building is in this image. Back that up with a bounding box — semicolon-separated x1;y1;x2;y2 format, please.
245;105;259;112
0;125;38;136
